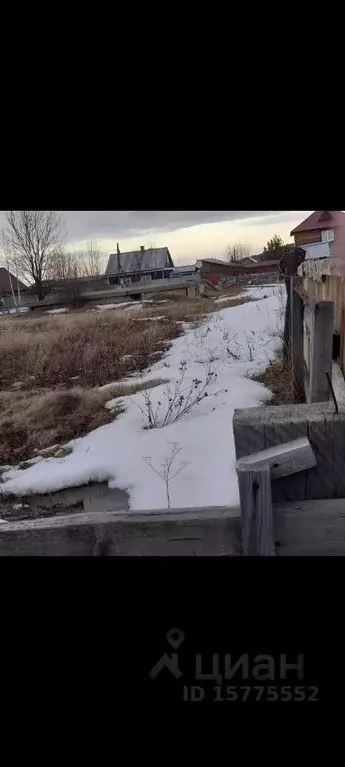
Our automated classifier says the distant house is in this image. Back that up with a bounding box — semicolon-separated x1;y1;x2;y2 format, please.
196;257;280;285
170;264;199;282
291;210;345;246
105;245;174;286
0;268;26;301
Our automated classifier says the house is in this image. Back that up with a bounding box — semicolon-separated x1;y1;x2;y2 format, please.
0;268;26;303
196;257;280;285
170;264;200;282
105;245;174;286
196;258;240;285
291;210;345;246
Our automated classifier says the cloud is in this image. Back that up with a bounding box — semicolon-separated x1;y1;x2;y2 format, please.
62;211;284;242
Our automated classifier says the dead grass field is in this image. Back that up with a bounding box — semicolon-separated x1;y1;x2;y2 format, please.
0;311;180;391
0;287;249;466
0;378;166;465
251;354;305;406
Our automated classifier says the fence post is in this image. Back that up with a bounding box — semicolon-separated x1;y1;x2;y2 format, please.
307;300;334;403
290;277;304;392
237;464;274;556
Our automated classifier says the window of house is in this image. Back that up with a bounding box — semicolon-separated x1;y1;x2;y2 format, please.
321;229;335;242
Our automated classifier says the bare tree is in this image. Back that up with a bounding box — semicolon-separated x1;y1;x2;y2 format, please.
46;246;81;282
224;242;251;263
1;211;64;300
79;241;104;277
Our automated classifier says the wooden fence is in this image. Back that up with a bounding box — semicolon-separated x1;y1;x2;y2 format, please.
233;402;345;555
302;272;345;374
290;277;334;404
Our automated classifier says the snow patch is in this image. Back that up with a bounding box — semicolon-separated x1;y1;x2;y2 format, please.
44;308;69;315
1;287;284;508
214;294;242;304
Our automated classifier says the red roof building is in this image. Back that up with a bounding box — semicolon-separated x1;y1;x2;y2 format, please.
290;211;345;246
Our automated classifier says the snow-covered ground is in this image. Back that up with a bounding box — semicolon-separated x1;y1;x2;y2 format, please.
0;306;29;316
44;307;69;315
214;294;242;304
1;286;284;509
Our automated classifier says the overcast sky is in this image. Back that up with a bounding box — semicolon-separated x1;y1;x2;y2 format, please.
0;211;312;263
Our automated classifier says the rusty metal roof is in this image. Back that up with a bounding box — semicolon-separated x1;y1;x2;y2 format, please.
106;247;173;275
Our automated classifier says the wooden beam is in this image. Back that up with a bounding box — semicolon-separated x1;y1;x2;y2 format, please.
274;498;345;556
237;464;274;556
0;506;241;557
307;300;334;403
332;361;345;413
291;280;304;390
236;437;316;479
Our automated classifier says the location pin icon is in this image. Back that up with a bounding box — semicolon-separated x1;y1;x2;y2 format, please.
167;628;184;649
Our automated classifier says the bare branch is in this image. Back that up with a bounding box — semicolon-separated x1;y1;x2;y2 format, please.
224;242;251;263
77;241;105;277
142;442;189;508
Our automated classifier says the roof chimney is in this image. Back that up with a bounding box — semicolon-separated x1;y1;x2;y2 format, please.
140;245;145;253
319;211;334;222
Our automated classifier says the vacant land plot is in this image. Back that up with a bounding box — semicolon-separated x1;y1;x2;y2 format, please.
0;287;248;467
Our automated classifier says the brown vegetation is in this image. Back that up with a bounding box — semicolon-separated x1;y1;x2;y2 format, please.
251;355;305;406
0;378;166;465
0;311;181;390
0;287;252;466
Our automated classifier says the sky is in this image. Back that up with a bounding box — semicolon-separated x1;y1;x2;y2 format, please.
61;211;311;263
0;211;313;265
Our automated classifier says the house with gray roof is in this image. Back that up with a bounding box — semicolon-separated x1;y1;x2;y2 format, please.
105;245;174;286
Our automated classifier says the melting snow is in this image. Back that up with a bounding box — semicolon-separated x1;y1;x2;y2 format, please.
44;308;69;315
1;286;284;510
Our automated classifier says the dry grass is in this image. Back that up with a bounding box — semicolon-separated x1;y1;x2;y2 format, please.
0;287;253;467
147;288;249;323
0;378;166;465
251;355;305;406
0;311;181;391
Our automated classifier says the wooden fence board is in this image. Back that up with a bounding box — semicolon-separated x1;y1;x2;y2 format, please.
237;465;274;556
305;413;335;500
266;417;309;502
0;507;242;557
274;499;345;556
334;414;345;497
291;283;304;388
236;437;316;479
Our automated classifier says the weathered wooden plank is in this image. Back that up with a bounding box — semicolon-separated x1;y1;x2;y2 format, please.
305;412;335;499
332;362;345;413
236;437;315;479
0;506;241;557
233;402;333;427
263;417;309;502
237;465;274;556
274;498;345;556
308;300;334;403
334;414;345;497
232;413;266;459
233;402;339;504
291;279;304;389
